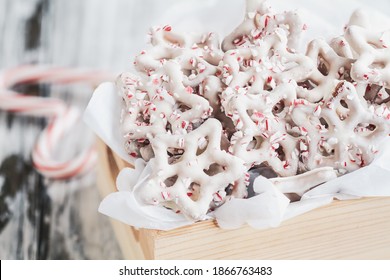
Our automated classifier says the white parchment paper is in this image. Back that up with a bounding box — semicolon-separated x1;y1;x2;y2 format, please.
84;0;390;230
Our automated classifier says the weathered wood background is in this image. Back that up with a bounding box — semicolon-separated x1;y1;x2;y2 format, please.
0;0;237;260
0;0;177;260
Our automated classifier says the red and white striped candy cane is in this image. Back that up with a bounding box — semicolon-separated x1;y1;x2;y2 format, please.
0;64;116;179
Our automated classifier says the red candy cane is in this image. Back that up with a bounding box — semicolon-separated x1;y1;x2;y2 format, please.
0;65;115;179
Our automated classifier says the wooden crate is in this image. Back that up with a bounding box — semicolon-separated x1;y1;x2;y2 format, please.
97;139;390;259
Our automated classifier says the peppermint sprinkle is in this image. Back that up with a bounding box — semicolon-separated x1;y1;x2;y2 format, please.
198;63;206;73
299;126;308;136
152;78;160;85
161;191;170;200
326;102;334;109
265;119;271;131
235;118;243;129
348;153;356;163
130;152;138;158
163;25;172;32
185;86;194;94
213;191;224;202
264;15;271;27
292;99;308;107
313;105;321;116
189;58;196;67
262;132;269;138
253;111;265;119
270;131;286;143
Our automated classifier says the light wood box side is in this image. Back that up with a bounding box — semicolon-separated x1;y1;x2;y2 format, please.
97;139;390;260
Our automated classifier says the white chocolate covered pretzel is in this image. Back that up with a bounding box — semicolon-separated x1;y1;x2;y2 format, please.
345;26;390;87
135;26;223;80
290;81;390;172
328;16;390;114
218;28;312;181
222;0;305;51
134;118;246;219
118;61;215;160
118;25;228;160
297;39;355;102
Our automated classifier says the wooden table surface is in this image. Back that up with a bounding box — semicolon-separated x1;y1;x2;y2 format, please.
0;0;155;260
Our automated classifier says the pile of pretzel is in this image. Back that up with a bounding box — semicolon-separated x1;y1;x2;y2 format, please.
117;0;390;220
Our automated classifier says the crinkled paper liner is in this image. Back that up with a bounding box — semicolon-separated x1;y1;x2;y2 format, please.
83;0;390;230
84;83;390;231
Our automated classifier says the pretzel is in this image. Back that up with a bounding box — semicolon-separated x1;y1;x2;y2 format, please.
290;81;390;173
218;29;313;181
329;36;355;59
118;25;230;160
328;18;390;109
344;25;390;88
297;39;355;102
118;60;216;160
133;118;246;219
221;81;300;174
135;26;223;81
222;0;305;51
221;31;314;89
